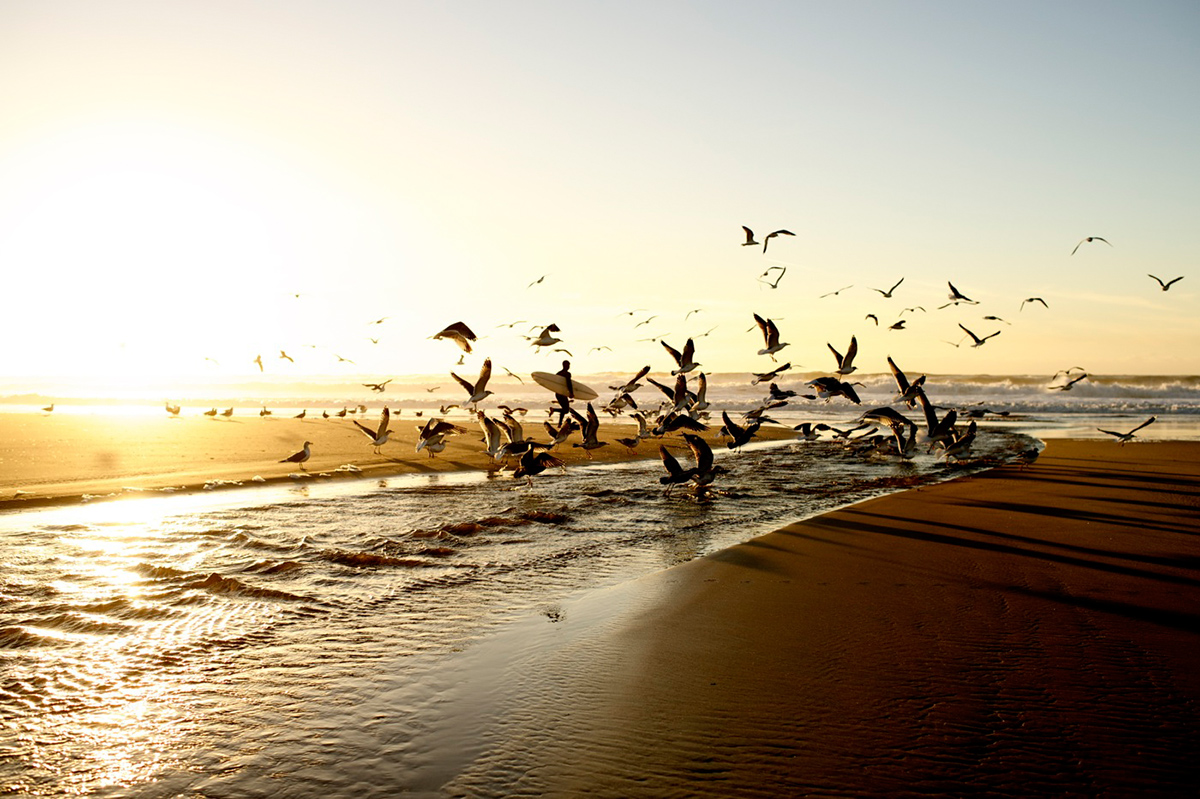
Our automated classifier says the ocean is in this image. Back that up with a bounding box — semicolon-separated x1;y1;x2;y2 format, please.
2;372;1198;797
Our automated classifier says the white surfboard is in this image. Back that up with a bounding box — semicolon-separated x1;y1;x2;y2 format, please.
530;371;599;401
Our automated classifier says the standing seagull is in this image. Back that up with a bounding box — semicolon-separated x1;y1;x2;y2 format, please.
827;335;859;375
279;441;312;470
1148;274;1184;291
352;407;391;453
1071;236;1111;255
870;277;905;298
762;229;795;253
450;358;493;408
662;338;700;375
754;313;789;361
1097;416;1155;444
958;323;1001;348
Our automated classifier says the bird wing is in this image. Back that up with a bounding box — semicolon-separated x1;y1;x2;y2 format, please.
683;433;713;474
742;225;756;244
376;406;390;437
353;419;376;439
1071;240;1084;255
844;336;858;368
681;338;696;364
841;381;862;405
1129;416;1157;435
1166;277;1184;288
827;342;844;368
660;445;685;477
1096;428;1123;438
721;410;745;439
661;340;682;365
476;358;492;392
958;323;982;344
449;371;476;394
887;356;910;392
1149;274;1165;288
890;277;904;294
753;313;769;345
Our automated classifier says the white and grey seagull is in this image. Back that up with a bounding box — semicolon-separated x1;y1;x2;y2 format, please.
279;441;312;470
753;313;789;361
450;358;493;409
827;335;858;375
352;407;391;453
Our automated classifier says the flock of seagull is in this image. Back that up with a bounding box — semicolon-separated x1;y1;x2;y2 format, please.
138;228;1181;491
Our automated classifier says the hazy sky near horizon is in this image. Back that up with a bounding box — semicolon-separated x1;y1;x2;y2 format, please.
1;1;1197;387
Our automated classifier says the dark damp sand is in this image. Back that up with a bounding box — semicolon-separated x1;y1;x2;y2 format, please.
441;440;1200;798
0;411;792;508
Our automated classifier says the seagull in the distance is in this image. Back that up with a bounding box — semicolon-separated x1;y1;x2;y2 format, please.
741;226;759;247
1097;416;1155;444
279;350;294;363
1021;297;1049;311
870;277;904;298
939;282;978;308
820;285;853;298
363;379;392;393
762;229;795;253
1148;274;1184;291
958;323;1001;348
1071;236;1111;255
758;266;786;289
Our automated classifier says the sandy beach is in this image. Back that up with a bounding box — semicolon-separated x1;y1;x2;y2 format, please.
438;440;1200;797
0;410;792;508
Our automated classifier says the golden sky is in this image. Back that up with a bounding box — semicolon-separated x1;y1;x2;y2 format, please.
1;1;1197;387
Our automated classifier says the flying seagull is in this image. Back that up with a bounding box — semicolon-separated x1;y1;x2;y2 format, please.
1021;297;1049;311
363;379;392;393
758;266;786;289
279;441;312;470
753;313;789;361
741;226;759;247
870;277;904;298
450;358;493;408
827;335;858;375
1071;236;1111;255
432;321;478;353
1097;416;1155;444
662;338;700;375
762;229;795;253
820;285;853;298
1148;274;1184;291
958;323;1001;348
352;407;391;453
939;282;978;308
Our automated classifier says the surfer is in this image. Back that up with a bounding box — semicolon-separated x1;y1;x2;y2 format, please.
551;360;574;424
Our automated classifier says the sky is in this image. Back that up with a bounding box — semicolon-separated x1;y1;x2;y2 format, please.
1;0;1197;392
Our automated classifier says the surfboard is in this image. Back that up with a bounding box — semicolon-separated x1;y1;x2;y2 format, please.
530;371;599;401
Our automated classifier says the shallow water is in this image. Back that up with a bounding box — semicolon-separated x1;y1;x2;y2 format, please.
0;418;1049;797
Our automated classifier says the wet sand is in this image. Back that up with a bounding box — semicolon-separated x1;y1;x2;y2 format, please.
443;440;1200;797
0;410;792;508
